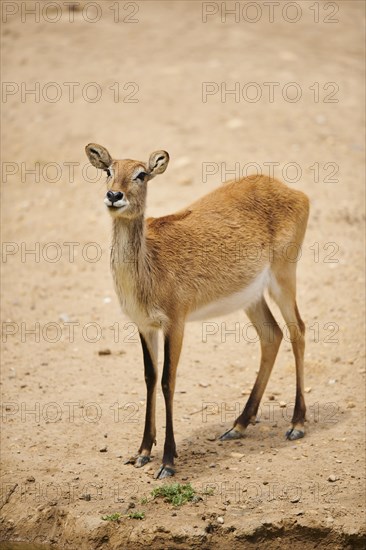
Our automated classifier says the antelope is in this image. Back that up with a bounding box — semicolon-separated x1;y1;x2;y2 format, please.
85;143;310;480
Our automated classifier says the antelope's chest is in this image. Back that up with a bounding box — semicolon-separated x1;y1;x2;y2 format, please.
111;266;165;331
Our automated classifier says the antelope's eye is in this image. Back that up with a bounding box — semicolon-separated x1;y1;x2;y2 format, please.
135;171;147;181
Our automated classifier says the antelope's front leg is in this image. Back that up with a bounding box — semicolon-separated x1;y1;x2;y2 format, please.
154;322;184;479
125;331;158;469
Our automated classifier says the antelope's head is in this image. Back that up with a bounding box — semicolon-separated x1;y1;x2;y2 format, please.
85;143;169;219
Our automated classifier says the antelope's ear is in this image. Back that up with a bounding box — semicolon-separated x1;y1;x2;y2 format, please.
85;143;113;170
148;150;169;177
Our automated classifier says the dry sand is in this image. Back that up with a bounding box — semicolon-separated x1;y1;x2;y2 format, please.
1;1;365;548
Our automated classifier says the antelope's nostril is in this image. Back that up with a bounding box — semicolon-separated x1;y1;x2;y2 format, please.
106;191;123;203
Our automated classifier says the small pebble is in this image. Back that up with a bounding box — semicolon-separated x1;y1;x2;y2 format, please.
99;446;108;453
328;474;338;482
98;349;111;356
290;496;300;503
217;516;224;524
59;313;70;323
230;452;244;459
279;401;287;408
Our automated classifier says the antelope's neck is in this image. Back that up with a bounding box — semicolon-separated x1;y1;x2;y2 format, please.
110;217;165;330
111;216;147;277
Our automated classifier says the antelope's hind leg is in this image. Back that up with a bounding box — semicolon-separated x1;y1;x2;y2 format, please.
220;297;283;440
125;331;158;468
270;268;306;440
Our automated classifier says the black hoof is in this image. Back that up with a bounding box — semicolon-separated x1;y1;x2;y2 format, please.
219;428;244;441
154;465;175;479
135;455;151;468
286;428;305;440
124;454;151;467
124;455;137;465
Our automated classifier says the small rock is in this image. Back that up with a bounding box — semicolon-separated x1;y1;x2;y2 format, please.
279;401;287;408
217;516;224;524
290;496;300;503
59;313;70;323
209;463;217;468
347;402;356;409
328;378;337;385
26;476;35;483
199;382;210;388
230;452;244;459
328;474;338;482
295;510;304;516
99;446;108;453
80;494;91;501
98;349;111;356
304;387;312;393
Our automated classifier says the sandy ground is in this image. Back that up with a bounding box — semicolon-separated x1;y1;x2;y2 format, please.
1;0;365;548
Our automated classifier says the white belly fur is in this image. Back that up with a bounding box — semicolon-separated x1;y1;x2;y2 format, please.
187;267;269;322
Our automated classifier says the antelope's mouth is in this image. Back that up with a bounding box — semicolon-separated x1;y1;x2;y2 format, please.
104;198;129;209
